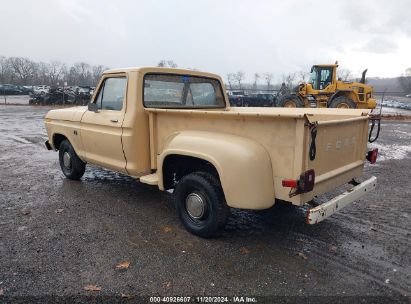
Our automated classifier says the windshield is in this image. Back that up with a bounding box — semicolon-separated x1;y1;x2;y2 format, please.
309;66;333;90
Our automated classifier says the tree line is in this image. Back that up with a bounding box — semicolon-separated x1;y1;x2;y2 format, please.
3;55;409;94
0;56;108;87
225;69;354;91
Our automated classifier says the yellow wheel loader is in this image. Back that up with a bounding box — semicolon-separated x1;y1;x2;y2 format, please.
278;63;377;109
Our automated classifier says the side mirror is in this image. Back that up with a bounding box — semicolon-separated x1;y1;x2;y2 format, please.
88;102;98;112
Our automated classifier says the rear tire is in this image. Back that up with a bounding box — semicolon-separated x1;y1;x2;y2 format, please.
329;96;356;109
58;140;86;180
277;95;305;108
175;172;229;238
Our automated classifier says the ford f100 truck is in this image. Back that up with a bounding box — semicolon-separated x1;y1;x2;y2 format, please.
44;67;378;238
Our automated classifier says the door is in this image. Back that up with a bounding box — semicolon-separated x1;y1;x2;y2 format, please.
310;67;334;91
80;76;128;172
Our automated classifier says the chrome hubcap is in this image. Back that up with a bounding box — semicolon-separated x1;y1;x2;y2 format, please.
185;192;206;219
63;152;72;169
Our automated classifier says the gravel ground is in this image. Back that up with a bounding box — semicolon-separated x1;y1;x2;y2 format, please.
0;105;410;303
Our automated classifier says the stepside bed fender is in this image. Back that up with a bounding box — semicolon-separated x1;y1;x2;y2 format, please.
157;131;275;209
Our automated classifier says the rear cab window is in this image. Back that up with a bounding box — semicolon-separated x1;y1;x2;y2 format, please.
143;74;225;109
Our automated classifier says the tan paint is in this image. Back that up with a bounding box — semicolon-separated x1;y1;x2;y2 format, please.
156;131;274;209
45;67;373;209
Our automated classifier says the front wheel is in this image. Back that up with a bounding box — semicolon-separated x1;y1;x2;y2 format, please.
58;140;86;180
277;95;305;107
174;172;229;238
329;96;356;109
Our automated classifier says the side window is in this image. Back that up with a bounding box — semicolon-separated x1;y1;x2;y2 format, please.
144;74;225;108
95;77;127;111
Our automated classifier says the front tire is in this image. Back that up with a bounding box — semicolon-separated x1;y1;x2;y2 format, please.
329;96;356;108
58;140;86;180
175;172;229;238
277;95;305;107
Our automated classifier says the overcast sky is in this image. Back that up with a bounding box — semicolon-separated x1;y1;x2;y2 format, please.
1;0;410;82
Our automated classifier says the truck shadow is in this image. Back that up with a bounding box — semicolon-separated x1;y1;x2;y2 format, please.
73;166;340;245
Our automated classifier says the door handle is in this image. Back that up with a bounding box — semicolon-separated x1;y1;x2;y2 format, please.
110;119;118;123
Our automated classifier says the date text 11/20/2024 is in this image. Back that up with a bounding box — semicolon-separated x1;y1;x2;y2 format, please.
149;296;257;302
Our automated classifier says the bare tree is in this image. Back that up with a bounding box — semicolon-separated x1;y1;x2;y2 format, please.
337;68;352;81
398;67;411;93
226;73;235;90
297;70;309;83
70;62;93;86
234;71;245;89
92;65;108;84
263;72;273;89
36;62;49;85
253;73;260;90
8;57;36;84
282;73;296;90
47;61;65;85
0;56;12;83
0;55;107;87
157;60;178;68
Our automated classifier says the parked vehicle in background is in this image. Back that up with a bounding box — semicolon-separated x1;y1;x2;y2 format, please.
0;84;24;95
227;90;245;96
30;86;77;105
22;86;34;94
405;93;411;98
76;86;93;105
241;93;276;107
44;67;378;238
227;90;248;106
33;85;50;95
228;94;244;106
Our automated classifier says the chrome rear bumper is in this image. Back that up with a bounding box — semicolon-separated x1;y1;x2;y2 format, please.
306;176;377;224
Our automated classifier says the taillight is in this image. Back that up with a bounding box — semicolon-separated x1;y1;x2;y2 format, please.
282;179;298;188
282;169;315;194
299;169;315;192
366;148;378;164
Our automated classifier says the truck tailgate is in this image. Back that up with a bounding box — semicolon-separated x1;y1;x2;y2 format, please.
299;115;369;203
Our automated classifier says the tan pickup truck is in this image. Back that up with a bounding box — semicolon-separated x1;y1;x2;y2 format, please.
44;67;378;237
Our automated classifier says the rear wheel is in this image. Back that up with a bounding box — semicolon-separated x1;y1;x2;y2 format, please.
175;172;229;238
58;140;86;180
329;96;356;109
277;95;305;108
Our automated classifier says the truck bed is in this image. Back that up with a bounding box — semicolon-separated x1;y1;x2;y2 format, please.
145;107;371;206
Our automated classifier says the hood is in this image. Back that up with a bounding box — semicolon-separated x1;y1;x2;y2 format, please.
45;106;87;122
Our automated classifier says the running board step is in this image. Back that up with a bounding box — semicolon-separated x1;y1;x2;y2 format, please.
139;173;159;185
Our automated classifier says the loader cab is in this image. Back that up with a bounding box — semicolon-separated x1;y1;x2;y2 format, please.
308;65;336;90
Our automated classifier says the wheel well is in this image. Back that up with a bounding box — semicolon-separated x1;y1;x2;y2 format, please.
53;134;67;150
162;155;220;190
